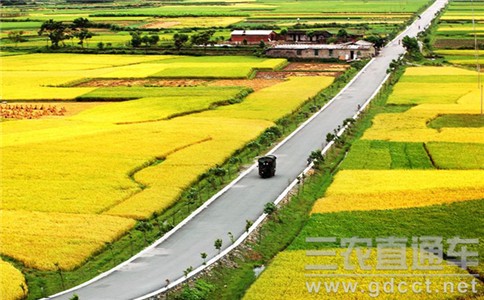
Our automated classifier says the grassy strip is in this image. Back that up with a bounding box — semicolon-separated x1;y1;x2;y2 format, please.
14;61;362;299
168;65;407;300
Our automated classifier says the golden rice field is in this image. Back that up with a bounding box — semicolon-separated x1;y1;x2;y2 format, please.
199;76;334;121
311;170;484;214
0;54;286;100
244;249;483;300
0;211;136;270
362;67;483;143
1;53;331;275
141;17;245;28
0;260;27;300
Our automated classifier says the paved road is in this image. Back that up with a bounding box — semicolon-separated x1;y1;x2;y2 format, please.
49;1;448;299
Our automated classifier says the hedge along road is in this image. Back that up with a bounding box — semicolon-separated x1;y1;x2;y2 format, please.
48;1;448;299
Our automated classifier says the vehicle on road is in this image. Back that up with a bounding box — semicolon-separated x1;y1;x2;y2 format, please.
258;155;276;178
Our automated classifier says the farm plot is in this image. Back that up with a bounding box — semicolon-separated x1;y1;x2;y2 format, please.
0;53;330;278
311;169;484;213
362;67;483;143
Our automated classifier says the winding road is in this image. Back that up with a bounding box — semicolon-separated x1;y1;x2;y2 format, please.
48;1;448;299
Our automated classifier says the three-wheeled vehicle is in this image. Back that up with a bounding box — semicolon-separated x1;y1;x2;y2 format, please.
258;155;276;178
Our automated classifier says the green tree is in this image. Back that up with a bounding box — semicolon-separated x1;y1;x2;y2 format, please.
71;17;92;48
173;33;189;50
214;238;223;254
364;35;385;48
200;252;208;265
336;29;349;42
7;31;26;47
402;35;423;61
72;17;90;29
307;30;315;42
74;28;93;48
130;31;142;47
144;34;159;47
38;19;71;49
191;30;215;48
264;202;277;215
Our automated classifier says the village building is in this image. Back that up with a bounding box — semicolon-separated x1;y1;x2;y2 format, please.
230;30;277;44
265;40;376;60
285;30;332;43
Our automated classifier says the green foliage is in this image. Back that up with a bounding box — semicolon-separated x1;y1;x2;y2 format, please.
7;31;26;46
214;239;223;253
364;35;385;48
190;30;215;47
173;33;189;50
129;31;142;47
38;19;70;49
402;35;423;60
68;294;79;300
129;31;159;47
263;202;277;215
175;280;214;300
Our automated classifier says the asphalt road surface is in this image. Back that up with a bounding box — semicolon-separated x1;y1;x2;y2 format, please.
49;1;448;299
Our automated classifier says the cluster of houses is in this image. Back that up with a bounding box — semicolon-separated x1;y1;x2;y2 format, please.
229;29;376;60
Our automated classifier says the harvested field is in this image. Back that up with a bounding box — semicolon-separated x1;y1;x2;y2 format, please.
76;79;207;88
255;71;340;79
1;102;107;118
141;21;180;29
283;62;349;72
76;78;283;91
206;78;283;91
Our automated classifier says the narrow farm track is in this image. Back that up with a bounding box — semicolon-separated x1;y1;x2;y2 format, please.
48;1;448;299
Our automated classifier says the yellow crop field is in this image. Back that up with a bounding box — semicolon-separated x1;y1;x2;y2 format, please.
0;211;135;270
1;121;217;214
1;53;322;274
311;170;484;214
1;54;172;71
200;76;334;121
434;50;484;56
1;54;286;100
105;116;272;219
0;260;27;300
403;66;477;76
71;87;247;123
244;249;482;300
141;17;245;28
388;82;475;104
363;67;483;143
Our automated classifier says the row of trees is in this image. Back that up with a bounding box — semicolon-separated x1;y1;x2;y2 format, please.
173;29;217;50
38;18;93;48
